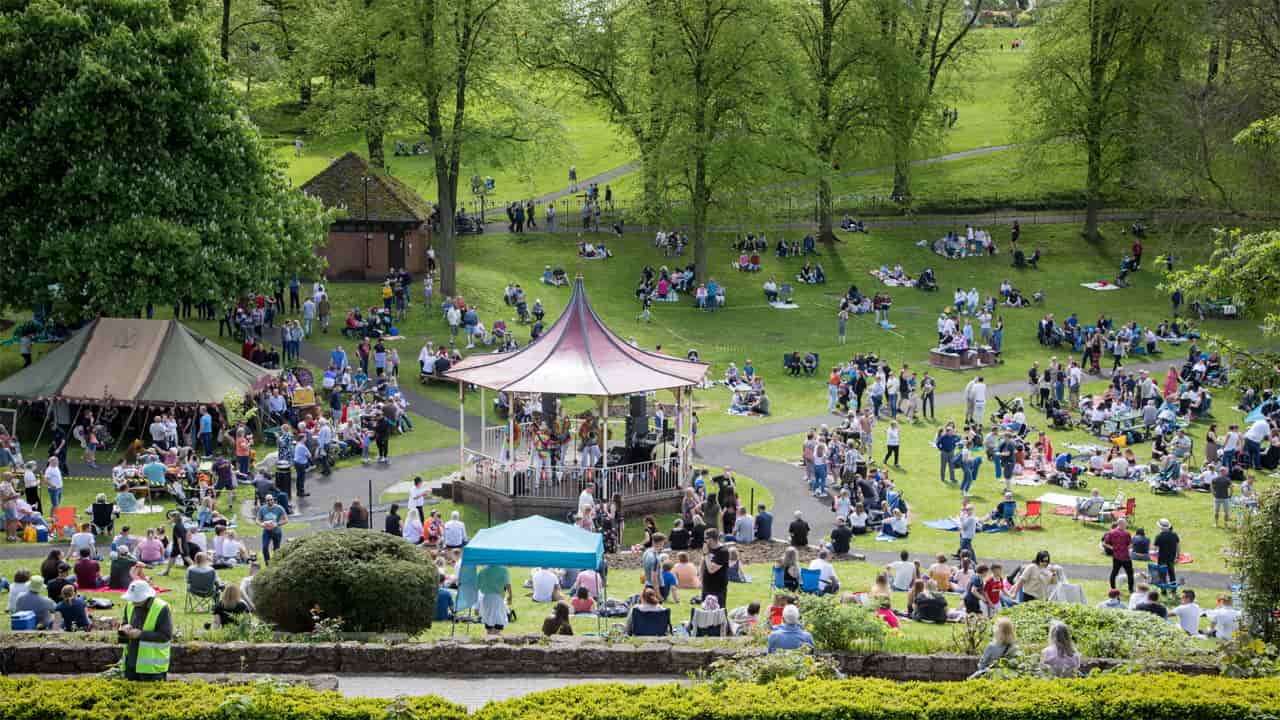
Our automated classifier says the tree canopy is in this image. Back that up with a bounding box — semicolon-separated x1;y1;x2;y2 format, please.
0;0;329;321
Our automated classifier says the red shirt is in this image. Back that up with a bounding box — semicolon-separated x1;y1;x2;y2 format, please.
1103;528;1132;558
983;577;1003;605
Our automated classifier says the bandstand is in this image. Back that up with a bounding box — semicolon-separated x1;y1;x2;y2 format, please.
444;276;709;521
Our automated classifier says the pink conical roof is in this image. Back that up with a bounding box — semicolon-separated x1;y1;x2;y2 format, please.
445;277;708;395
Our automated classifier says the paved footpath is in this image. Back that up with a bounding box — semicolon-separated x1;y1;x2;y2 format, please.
339;674;681;707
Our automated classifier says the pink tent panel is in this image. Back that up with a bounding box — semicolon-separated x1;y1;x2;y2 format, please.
445;278;707;395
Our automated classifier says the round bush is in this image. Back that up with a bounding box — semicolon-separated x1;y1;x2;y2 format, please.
252;529;439;633
1001;601;1208;660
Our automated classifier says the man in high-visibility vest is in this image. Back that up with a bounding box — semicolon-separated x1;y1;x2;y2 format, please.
118;580;173;681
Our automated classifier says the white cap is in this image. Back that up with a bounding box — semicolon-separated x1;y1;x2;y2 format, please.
123;580;156;604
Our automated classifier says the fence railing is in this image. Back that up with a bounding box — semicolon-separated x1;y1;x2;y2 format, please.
465;451;684;501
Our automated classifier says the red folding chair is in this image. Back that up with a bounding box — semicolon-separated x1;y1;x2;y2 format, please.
1017;500;1043;530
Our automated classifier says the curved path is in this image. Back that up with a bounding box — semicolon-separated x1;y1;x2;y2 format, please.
278;348;1233;588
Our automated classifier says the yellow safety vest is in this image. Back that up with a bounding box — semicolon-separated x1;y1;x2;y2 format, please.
121;599;171;675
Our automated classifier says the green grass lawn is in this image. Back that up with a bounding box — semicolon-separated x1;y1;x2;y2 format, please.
298;219;1274;439
742;376;1266;577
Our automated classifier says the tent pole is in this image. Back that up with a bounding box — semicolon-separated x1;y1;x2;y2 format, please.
600;396;609;501
480;386;486;457
506;399;514;495
112;405;138;454
32;403;50;453
457;382;465;479
675;387;684;491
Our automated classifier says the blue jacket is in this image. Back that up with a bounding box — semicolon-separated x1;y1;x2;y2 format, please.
767;624;815;653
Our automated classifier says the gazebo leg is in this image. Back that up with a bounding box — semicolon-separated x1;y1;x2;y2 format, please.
457;383;465;478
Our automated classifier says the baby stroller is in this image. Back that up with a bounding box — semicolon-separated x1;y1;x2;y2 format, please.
915;268;938;292
1046;400;1073;429
1149;463;1181;494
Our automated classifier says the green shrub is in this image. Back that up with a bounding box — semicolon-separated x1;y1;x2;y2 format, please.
1000;601;1210;660
1219;636;1280;678
0;677;465;720
695;650;842;688
794;594;885;651
474;676;1280;720
252;529;438;633
1015;11;1034;25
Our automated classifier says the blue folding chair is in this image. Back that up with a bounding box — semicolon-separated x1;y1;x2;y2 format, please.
627;607;672;637
771;565;787;590
1147;563;1182;597
800;568;822;594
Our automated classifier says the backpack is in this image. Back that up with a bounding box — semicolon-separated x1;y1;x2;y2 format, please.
598;598;630;618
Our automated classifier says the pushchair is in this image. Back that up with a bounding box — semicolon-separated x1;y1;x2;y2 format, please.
915;268;938;292
1149;463;1181;494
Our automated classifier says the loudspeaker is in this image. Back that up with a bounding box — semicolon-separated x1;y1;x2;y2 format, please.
541;394;558;422
629;394;646;418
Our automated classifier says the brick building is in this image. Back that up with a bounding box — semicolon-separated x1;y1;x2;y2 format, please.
301;152;432;280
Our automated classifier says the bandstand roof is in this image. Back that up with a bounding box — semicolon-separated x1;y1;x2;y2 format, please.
444;277;708;396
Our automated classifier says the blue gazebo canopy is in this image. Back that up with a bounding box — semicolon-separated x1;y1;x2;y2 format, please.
456;515;604;611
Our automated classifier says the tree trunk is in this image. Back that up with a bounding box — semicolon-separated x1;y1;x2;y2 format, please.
299;78;312;108
436;179;458;297
817;175;835;245
638;139;663;224
221;0;232;62
1083;135;1103;242
692;153;709;284
891;153;911;205
367;130;385;170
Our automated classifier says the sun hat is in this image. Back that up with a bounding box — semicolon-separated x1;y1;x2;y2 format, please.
1158;518;1172;530
123;580;156;604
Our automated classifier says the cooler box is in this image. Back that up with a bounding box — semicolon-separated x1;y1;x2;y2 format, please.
11;611;36;631
36;527;49;542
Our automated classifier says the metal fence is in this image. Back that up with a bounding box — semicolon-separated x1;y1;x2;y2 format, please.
465;451;684;501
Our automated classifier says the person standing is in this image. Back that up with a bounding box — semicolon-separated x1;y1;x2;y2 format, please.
700;529;730;609
256;494;287;564
197;407;213;458
568;165;578;193
1212;468;1233;527
22;461;41;515
1102;519;1134;593
291;434;310;497
301;297;316;337
884;421;901;467
1154;518;1181;583
958;506;977;559
920;372;936;420
963;377;976;423
44;456;63;509
477;563;513;636
118;580;173;681
837;309;848;345
18;332;32;368
936;423;958;484
972;376;987;427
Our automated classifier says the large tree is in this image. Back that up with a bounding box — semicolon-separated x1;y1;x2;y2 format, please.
778;0;881;243
873;0;983;204
0;0;329;321
400;0;550;296
654;0;775;281
1023;0;1187;241
520;0;672;221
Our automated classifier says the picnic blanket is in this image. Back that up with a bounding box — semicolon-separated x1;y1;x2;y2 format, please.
121;504;166;515
875;534;898;542
924;519;960;531
1036;491;1088;507
1081;282;1122;291
768;301;800;310
869;270;913;287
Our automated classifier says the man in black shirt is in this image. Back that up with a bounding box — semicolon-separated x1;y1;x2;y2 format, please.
700;529;729;609
1211;470;1232;528
713;469;737;510
1154;518;1181;582
789;510;810;548
754;504;773;541
1135;590;1168;618
828;517;853;555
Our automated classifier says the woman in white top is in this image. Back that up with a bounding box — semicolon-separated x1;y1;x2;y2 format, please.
402;511;424;544
1040;622;1081;677
884;422;901;466
834;489;852;521
848;503;869;535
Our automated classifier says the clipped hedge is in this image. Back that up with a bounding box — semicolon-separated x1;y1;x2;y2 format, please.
0;677;466;720
474;676;1280;720
1001;601;1209;661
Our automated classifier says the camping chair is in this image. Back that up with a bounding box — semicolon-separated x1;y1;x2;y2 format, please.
771;565;786;590
779;284;794;304
1147;563;1182;597
626;607;672;637
184;570;221;614
688;607;728;637
800;568;822;594
53;506;77;538
1016;500;1043;530
1108;497;1136;523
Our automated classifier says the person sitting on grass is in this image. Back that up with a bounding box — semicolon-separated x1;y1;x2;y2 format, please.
1041;622;1082;677
972;616;1018;677
15;576;56;629
570;586;596;615
624;587;668;635
55;584;92;631
74;548;106;589
673;551;701;589
767;604;815;653
910;579;949;624
212;583;252;629
542;601;574;636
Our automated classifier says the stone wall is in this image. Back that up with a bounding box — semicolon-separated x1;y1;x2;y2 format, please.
0;636;1217;681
